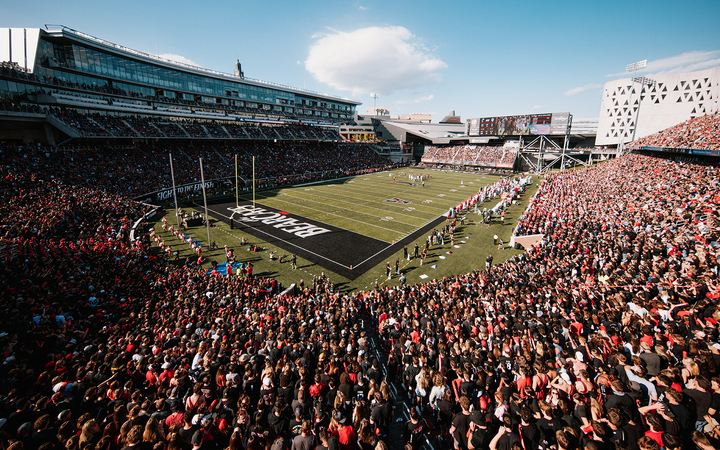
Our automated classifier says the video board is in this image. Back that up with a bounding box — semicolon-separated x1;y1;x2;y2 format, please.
467;112;571;136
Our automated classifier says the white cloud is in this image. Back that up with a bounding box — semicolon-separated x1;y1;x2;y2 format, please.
159;53;200;67
358;5;366;10
395;94;434;105
532;105;545;110
564;83;603;96
672;57;720;74
605;50;720;77
305;26;447;97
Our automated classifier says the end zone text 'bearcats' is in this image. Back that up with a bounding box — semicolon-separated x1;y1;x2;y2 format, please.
228;205;331;238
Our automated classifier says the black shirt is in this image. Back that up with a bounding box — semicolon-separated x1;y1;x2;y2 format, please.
536;416;562;444
438;398;454;425
605;393;639;420
451;412;471;450
277;385;294;404
518;423;540;450
268;413;288;438
371;400;391;432
684;388;712;418
496;431;521;450
710;392;720;420
607;426;626;446
178;425;198;446
622;423;643;450
614;363;630;385
405;419;424;448
667;402;693;431
469;426;490;450
573;404;591;426
291;434;316;450
639;351;663;376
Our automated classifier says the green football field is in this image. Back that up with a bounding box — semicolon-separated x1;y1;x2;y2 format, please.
247;169;502;242
155;167;538;293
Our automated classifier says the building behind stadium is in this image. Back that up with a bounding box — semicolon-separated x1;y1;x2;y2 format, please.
596;66;720;147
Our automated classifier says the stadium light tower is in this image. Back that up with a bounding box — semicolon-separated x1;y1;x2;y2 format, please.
370;93;379;115
626;59;647;75
617;60;647;156
630;76;656;144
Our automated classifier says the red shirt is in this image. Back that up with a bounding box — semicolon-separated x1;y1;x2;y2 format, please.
516;376;532;398
410;330;420;344
332;425;356;450
645;430;663;447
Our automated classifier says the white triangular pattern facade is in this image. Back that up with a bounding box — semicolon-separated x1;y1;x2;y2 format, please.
597;66;720;145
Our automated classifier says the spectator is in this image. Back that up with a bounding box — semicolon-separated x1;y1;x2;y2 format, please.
1;131;720;450
629;112;720;150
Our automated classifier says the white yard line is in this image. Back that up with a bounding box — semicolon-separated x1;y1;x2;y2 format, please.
246;194;410;237
315;185;448;217
266;187;435;223
253;191;425;229
337;181;476;206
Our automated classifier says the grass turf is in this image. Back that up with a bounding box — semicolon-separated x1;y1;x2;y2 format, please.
151;167;539;293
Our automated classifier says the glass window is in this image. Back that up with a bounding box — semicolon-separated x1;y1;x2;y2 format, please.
99;53;109;75
29;37;352;123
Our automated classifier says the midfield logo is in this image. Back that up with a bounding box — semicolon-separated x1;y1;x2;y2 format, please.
385;197;411;204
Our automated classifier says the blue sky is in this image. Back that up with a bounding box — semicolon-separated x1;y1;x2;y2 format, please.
4;0;720;122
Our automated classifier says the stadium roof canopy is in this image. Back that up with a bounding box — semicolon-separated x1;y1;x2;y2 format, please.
375;119;489;145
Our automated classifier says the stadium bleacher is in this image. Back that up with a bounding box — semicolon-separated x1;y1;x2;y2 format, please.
629;111;720;150
421;144;519;169
0;140;390;198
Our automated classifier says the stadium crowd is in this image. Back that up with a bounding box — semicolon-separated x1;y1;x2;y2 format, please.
422;147;458;162
0;137;720;450
44;110;341;142
422;146;518;168
0;141;391;198
628;112;720;151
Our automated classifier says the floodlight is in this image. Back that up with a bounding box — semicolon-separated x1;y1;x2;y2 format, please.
626;60;647;72
632;77;655;86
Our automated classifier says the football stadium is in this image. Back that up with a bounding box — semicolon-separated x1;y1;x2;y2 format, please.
1;21;720;450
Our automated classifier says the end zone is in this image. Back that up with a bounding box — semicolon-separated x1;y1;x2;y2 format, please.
201;199;390;279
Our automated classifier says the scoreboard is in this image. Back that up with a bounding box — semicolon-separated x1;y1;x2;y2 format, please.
467;112;571;136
